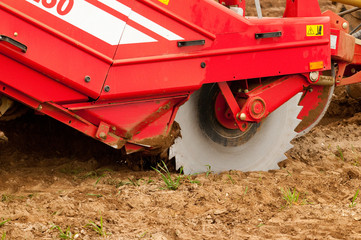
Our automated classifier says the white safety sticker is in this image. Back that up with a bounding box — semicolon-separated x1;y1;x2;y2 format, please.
25;0;183;45
330;35;337;50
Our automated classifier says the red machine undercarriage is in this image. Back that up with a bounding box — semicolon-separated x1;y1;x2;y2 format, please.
0;0;360;172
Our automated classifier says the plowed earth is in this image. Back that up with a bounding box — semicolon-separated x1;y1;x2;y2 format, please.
2;2;361;240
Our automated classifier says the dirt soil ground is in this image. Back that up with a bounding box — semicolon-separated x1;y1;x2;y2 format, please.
2;1;361;240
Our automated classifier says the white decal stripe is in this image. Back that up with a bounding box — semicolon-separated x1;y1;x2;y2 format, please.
99;0;183;41
119;25;157;44
26;0;157;45
26;0;125;45
97;0;156;44
129;12;183;41
97;0;131;17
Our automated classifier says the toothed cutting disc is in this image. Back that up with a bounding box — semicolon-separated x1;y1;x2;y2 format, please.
170;85;303;174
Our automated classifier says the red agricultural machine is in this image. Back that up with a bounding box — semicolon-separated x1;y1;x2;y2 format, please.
0;0;360;173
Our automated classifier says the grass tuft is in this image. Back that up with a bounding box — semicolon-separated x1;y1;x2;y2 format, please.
349;189;359;208
86;215;109;237
281;188;300;206
127;177;141;187
152;161;183;190
51;224;78;239
87;193;103;198
244;186;248;196
336;145;344;161
205;165;213;177
0;219;9;228
227;174;235;184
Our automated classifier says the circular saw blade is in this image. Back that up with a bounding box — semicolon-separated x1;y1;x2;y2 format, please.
170;88;303;174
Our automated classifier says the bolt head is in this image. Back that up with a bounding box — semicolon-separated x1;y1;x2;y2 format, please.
200;62;206;68
244;89;249;93
342;22;348;29
104;85;110;92
14;32;18;37
84;76;91;83
351;68;356;74
239;113;246;121
99;132;107;139
309;71;319;82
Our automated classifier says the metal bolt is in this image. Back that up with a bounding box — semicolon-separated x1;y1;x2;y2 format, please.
244;89;249;93
84;75;91;83
342;22;348;29
111;126;116;131
238;113;246;121
309;71;319;82
351;68;356;74
309;88;313;93
104;85;110;92
14;32;18;37
37;105;42;111
200;62;206;68
99;132;107;139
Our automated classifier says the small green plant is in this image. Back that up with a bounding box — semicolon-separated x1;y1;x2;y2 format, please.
0;219;9;227
1;195;11;202
337;145;344;161
87;193;103;198
28;193;37;198
51;224;78;239
81;169;113;185
152;161;183;190
256;223;264;228
59;166;83;175
244;186;248;196
281;188;300;206
349;189;359;208
1;232;6;240
127;177;141;186
138;231;148;239
205;165;213;177
351;145;360;166
86;215;109;237
227;174;235;184
145;177;153;184
187;176;200;185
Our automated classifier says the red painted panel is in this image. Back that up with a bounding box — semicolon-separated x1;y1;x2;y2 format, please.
0;53;87;103
0;2;116;99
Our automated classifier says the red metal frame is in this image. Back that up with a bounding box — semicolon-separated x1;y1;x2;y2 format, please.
0;0;339;150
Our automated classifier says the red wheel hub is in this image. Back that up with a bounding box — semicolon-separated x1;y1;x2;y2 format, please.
249;97;266;120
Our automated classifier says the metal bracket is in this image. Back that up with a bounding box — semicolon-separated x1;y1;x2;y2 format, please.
177;40;205;47
217;82;248;131
96;121;110;140
95;121;126;149
0;35;27;53
255;32;282;39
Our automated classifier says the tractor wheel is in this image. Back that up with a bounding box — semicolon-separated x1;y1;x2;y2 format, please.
170;83;303;174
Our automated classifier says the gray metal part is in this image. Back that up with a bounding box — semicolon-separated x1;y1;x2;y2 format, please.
170;91;303;174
